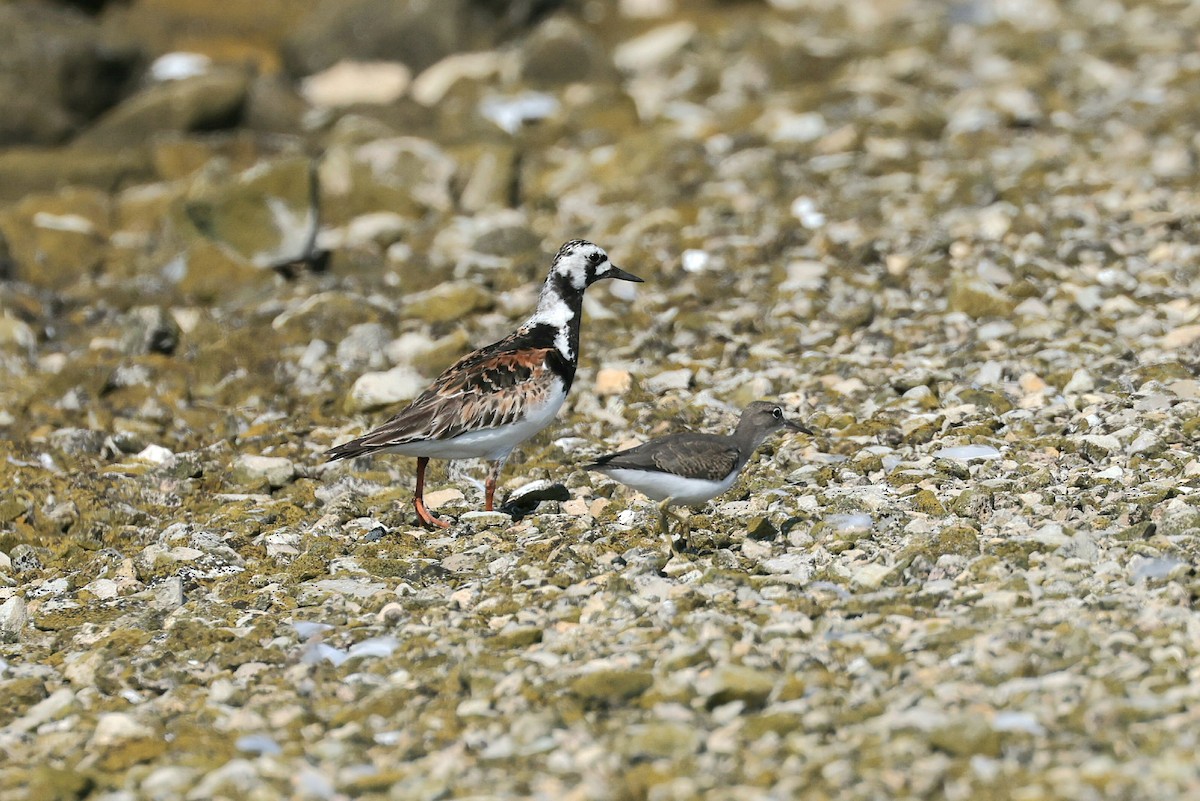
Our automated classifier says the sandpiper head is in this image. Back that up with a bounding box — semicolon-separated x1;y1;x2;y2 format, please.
738;401;812;441
551;240;643;291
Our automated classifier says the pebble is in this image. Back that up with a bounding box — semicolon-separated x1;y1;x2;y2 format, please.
231;455;296;489
345;366;426;413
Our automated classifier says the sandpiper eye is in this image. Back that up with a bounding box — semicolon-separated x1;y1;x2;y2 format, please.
588;252;605;266
772;408;782;419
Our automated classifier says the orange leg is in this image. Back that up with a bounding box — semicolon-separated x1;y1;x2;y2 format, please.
413;457;451;529
484;458;506;512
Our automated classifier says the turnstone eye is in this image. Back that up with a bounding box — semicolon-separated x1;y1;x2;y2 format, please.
772;407;783;419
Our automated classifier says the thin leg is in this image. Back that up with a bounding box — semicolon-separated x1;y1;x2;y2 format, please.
484;455;509;512
658;498;677;554
678;511;692;552
413;457;451;529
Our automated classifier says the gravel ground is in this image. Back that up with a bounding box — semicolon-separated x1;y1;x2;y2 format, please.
4;1;1200;799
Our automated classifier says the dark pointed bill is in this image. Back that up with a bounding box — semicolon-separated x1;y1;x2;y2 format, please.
607;266;644;282
785;418;813;435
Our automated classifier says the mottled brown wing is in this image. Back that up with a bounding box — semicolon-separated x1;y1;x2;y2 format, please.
326;335;557;460
589;433;740;482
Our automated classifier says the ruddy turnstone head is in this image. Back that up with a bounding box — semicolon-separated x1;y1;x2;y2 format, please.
327;240;642;530
586;400;811;551
527;240;642;363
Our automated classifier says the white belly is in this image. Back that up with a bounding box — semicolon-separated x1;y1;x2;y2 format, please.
596;466;739;506
383;386;566;461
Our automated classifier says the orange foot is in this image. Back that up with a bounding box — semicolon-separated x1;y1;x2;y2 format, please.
414;497;452;529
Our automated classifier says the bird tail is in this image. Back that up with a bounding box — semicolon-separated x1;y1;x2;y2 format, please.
326;437;372;462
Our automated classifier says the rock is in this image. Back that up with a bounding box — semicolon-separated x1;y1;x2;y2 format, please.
423;488;464;509
9;688;77;734
0;186;110;289
701;664;777;709
0;3;141;146
121;306;181;356
852;562;892;590
643;368;693;393
345;366;427;413
520;17;613;86
472;224;540;258
243;74;308;134
401;280;492;323
177;240;270;302
595;368;632;396
386;329;470;374
0;146;153;205
231;455;296;489
409;51;506;106
620;723;702;759
613;21;696;73
153;576;185;610
90;712;157;749
283;0;498;78
79;69;251;148
300;60;412;108
948;276;1015;318
457;144;518;212
336;323;392;371
327;136;457;220
48;427;106;455
10;544;43;572
570;668;654;704
1162;324;1200;349
0;596;28;641
0;315;36;355
176;155;315;266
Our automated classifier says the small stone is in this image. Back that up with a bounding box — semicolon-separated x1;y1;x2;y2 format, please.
948;276;1015;318
10;688;77;734
492;625;543;649
300;60;410;107
423;488;464;509
136;444;175;465
852;563;892;590
613;21;696;72
0;596;28;641
570;669;654;704
644;368;692;393
10;544;41;572
90;712;156;749
121;306;181;356
595;367;632;396
345;366;426;413
401;280;493;323
459;511;510;527
231;455;296;489
701;664;777;709
620;723;702;759
746;516;778;540
1162;324;1200;349
153;576;185;610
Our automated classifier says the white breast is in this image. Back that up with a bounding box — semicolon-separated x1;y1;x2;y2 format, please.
596;466;739;506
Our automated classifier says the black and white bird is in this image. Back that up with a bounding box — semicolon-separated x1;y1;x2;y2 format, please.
327;240;642;528
587;401;809;549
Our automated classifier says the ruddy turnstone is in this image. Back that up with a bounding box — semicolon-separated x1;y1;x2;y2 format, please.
587;401;810;550
327;240;642;528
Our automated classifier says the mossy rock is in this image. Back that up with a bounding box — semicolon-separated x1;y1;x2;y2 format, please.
570;669;653;705
911;489;947;516
928;524;980;558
